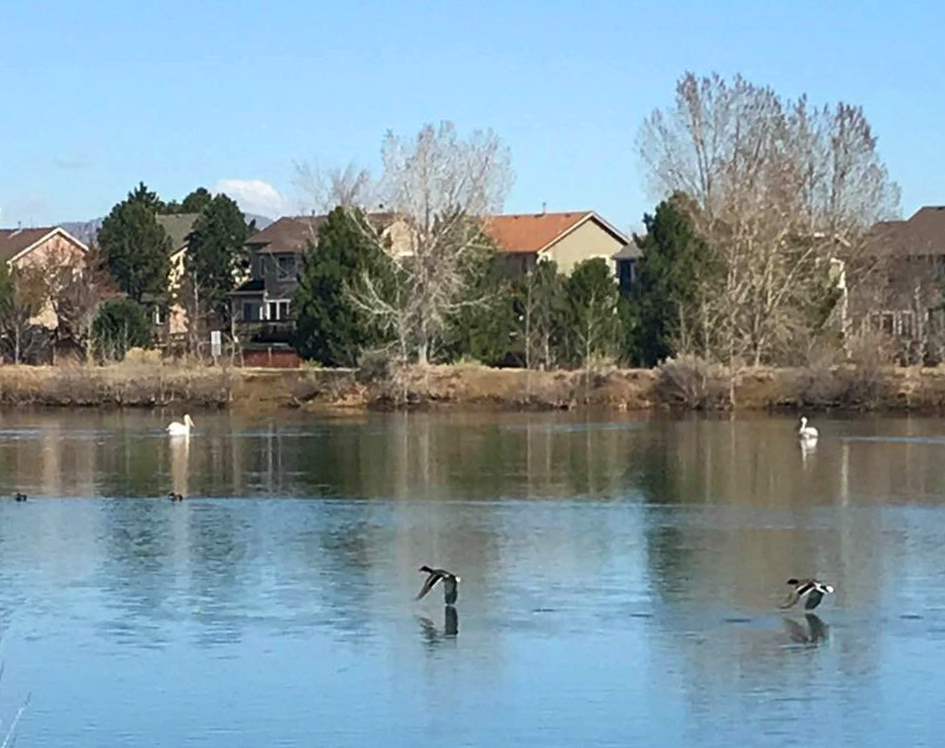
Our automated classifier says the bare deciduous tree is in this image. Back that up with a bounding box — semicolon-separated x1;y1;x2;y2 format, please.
639;72;900;380
350;122;513;365
0;265;47;364
294;161;376;215
33;246;115;361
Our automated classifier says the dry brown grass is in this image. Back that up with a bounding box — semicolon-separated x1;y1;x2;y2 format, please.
363;364;659;411
0;362;233;407
2;358;945;412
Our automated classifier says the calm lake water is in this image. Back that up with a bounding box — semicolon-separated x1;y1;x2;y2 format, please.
1;409;945;746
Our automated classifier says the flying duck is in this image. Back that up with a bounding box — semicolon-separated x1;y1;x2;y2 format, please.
798;416;819;440
167;492;184;502
780;578;834;610
416;566;460;605
13;492;27;502
166;414;195;437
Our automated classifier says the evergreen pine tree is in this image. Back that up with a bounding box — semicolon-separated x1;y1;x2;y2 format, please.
294;208;391;366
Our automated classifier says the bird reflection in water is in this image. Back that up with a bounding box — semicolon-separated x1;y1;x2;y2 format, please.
418;606;459;648
169;433;190;499
799;437;817;466
783;613;828;645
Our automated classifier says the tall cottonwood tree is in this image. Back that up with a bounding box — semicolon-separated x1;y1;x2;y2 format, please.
294;162;375;214
34;243;116;360
350;122;513;364
638;72;900;370
0;264;47;364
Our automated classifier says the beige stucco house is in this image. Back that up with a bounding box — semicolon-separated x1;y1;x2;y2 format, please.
484;211;628;276
0;226;88;328
155;213;201;336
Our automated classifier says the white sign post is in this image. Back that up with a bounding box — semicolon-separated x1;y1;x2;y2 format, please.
210;330;222;363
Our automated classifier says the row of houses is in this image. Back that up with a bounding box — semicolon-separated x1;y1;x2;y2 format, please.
226;210;633;340
164;205;945;361
3;205;944;362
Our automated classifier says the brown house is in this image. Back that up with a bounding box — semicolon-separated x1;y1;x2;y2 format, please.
484;211;627;277
859;206;945;361
230;215;324;333
229;213;410;338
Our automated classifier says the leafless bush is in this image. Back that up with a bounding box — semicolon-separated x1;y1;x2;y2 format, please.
656;354;728;409
837;329;896;408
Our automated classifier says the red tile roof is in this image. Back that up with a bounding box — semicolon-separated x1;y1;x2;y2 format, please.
485;212;592;254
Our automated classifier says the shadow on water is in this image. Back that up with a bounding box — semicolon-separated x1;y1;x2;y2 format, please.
783;614;829;645
417;606;459;649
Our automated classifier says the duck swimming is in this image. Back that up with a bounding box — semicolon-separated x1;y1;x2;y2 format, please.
798;416;819;440
14;492;27;502
416;566;460;605
780;578;834;610
167;492;184;502
166;414;194;437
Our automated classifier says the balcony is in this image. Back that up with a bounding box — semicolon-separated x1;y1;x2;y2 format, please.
234;320;295;344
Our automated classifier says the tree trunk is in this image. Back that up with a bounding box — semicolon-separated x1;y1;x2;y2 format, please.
524;283;532;370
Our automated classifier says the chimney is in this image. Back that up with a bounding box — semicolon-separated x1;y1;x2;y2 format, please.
541;202;546;215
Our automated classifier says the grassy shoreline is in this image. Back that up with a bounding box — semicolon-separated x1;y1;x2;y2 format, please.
4;362;945;413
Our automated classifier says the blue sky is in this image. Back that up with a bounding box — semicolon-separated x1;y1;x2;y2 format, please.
1;0;943;231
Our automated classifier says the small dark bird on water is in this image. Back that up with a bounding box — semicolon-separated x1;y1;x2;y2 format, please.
14;492;27;502
416;566;460;605
781;578;834;610
167;492;184;502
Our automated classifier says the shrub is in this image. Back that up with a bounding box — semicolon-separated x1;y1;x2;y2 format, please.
356;349;395;384
92;298;152;361
656;354;728;409
837;329;895;408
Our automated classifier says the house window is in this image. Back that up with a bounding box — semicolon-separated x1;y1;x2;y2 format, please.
276;256;296;281
242;302;262;322
618;259;637;294
900;311;916;338
266;300;291;321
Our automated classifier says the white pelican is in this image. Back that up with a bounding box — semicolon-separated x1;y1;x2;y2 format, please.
166;414;194;437
798;416;818;440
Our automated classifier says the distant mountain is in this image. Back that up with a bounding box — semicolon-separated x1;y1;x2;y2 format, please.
59;213;273;245
58;218;104;245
